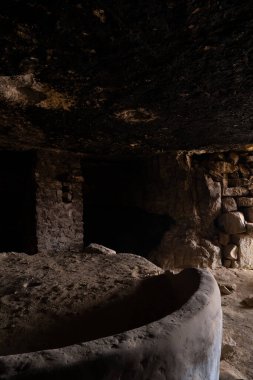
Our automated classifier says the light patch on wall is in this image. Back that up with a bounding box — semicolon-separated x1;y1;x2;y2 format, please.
114;108;158;124
0;74;75;110
93;9;106;23
243;144;253;151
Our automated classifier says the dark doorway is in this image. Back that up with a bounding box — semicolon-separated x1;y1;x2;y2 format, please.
0;151;37;253
83;160;172;256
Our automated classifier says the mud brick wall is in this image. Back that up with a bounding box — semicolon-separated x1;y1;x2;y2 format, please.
36;151;83;253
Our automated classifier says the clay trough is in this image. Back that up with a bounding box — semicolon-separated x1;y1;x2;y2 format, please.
0;263;222;380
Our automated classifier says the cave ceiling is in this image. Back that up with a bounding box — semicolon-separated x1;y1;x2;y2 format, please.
0;0;253;157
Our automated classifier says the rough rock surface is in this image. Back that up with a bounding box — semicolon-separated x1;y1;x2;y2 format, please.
196;173;222;232
236;197;253;207
223;245;238;261
245;222;253;234
0;250;162;355
150;228;221;270
85;243;116;255
219;233;230;247
0;267;222;380
0;1;253;156
214;268;253;379
243;207;253;222
222;187;249;197
218;212;246;235
221;333;237;361
219;360;247;380
231;234;253;268
222;197;237;213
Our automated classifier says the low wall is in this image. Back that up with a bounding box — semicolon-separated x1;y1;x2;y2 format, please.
0;269;222;380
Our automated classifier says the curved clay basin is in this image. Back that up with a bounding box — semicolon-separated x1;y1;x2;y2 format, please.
0;268;222;380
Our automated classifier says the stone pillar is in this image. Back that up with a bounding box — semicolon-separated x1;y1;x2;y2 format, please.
36;151;83;253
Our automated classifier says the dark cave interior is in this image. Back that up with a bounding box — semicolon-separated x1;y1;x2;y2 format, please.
0;151;37;254
83;159;173;256
0;1;252;378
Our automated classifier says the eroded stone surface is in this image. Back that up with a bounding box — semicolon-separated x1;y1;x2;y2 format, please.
242;207;253;222
222;187;249;197
223;245;238;261
0;268;222;380
220;361;247;380
209;162;238;175
223;260;232;268
214;268;253;379
150;228;221;270
222;197;237;213
217;212;245;235
85;243;116;255
246;222;253;234
0;250;162;355
0;2;253;156
237;197;253;207
221;333;237;361
231;234;253;269
219;233;230;246
36;151;84;253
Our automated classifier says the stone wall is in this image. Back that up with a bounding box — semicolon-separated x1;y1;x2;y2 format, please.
145;153;222;270
34;149;253;267
36;151;83;253
194;151;253;269
2;147;251;268
148;150;253;270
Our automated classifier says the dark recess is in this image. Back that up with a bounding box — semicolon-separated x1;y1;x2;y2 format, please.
83;160;173;256
0;151;37;254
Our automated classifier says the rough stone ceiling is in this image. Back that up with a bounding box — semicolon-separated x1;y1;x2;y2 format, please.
0;0;253;156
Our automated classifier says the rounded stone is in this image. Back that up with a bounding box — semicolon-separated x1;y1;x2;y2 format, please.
231;234;253;268
223;244;238;260
222;197;237;212
218;212;246;234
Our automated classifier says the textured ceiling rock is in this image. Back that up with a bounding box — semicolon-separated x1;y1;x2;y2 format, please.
0;1;253;155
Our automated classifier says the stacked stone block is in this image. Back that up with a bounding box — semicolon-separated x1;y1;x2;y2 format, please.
206;151;253;269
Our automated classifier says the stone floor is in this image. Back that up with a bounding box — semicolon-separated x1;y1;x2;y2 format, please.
214;268;253;380
0;249;163;355
0;249;252;379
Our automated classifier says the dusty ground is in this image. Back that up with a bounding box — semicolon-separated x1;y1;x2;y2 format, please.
0;250;163;355
0;250;252;379
213;268;253;380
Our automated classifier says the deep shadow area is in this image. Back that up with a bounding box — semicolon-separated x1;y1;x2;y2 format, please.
85;205;172;256
0;151;37;254
0;1;252;156
83;160;173;256
0;269;200;356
